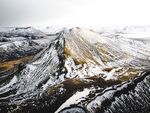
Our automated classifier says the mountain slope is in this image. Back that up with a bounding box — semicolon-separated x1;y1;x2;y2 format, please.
0;27;150;113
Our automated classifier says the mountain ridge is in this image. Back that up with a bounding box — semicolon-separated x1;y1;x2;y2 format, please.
0;26;150;113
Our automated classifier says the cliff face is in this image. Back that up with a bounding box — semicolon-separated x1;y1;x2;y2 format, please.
0;27;150;113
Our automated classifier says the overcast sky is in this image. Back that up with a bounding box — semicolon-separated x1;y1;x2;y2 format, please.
0;0;150;27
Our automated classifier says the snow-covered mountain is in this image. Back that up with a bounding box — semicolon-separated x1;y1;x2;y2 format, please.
0;26;150;113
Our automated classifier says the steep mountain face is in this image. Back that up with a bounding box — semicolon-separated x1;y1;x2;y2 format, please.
65;27;150;67
0;33;66;113
0;27;150;113
64;28;150;81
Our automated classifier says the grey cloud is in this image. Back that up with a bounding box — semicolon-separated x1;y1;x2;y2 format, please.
0;0;89;27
